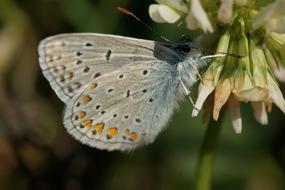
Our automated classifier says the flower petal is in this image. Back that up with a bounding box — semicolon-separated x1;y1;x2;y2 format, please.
149;4;166;23
228;96;242;134
250;42;268;88
273;65;285;82
185;13;200;30
252;0;285;32
270;32;285;45
235;87;269;102
188;0;213;33
264;46;285;82
251;102;268;125
213;79;231;120
155;0;188;13
149;4;181;23
265;17;285;33
192;81;215;117
252;2;277;30
267;75;285;113
218;0;233;24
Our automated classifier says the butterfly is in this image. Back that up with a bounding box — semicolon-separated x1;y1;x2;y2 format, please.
38;33;209;151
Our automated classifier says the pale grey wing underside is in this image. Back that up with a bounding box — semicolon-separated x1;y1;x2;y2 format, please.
38;33;157;103
64;61;180;151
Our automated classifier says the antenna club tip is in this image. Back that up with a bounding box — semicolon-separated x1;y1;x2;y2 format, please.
117;6;133;16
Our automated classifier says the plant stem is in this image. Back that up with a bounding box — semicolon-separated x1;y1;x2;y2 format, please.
194;115;224;190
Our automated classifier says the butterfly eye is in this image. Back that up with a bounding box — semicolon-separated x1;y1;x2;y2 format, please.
178;44;191;53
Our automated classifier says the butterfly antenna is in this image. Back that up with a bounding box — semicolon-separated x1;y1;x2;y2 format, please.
117;7;170;42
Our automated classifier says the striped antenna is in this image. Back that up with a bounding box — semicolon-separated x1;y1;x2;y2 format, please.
117;7;242;58
117;7;170;42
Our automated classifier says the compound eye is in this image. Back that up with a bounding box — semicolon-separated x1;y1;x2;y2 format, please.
179;44;191;53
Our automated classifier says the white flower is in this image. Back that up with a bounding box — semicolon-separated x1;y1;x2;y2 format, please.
185;0;213;33
264;32;285;82
149;0;187;23
217;0;233;24
252;0;285;33
192;30;285;133
273;66;285;82
149;0;213;33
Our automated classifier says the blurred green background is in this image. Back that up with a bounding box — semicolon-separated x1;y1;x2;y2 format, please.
0;0;285;190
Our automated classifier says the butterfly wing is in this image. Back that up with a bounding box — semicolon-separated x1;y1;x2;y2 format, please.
38;33;157;103
64;60;180;151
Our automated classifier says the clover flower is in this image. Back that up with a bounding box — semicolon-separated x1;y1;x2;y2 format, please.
149;0;188;23
149;0;285;132
264;32;285;83
149;0;213;33
149;0;250;33
192;8;285;132
252;0;285;33
251;0;285;83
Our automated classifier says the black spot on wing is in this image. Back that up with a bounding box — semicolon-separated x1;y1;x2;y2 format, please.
85;42;93;47
83;66;90;73
126;90;130;98
76;51;82;56
94;72;101;79
106;49;112;61
76;60;82;65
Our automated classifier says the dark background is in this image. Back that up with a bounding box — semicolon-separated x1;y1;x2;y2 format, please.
0;0;285;189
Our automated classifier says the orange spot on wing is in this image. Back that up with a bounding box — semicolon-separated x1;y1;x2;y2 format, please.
82;95;91;105
79;111;86;119
83;119;92;127
94;123;104;134
107;127;118;139
66;72;73;80
129;132;138;142
89;83;97;89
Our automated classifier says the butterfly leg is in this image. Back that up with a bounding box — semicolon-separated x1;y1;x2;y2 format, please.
179;78;199;111
188;54;227;85
188;63;203;84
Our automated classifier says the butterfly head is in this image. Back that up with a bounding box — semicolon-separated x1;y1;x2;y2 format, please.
170;36;202;60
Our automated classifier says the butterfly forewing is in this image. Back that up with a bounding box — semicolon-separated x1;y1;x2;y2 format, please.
38;33;157;103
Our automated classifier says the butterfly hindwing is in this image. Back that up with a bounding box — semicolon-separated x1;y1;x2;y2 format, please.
38;33;157;103
64;61;180;151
